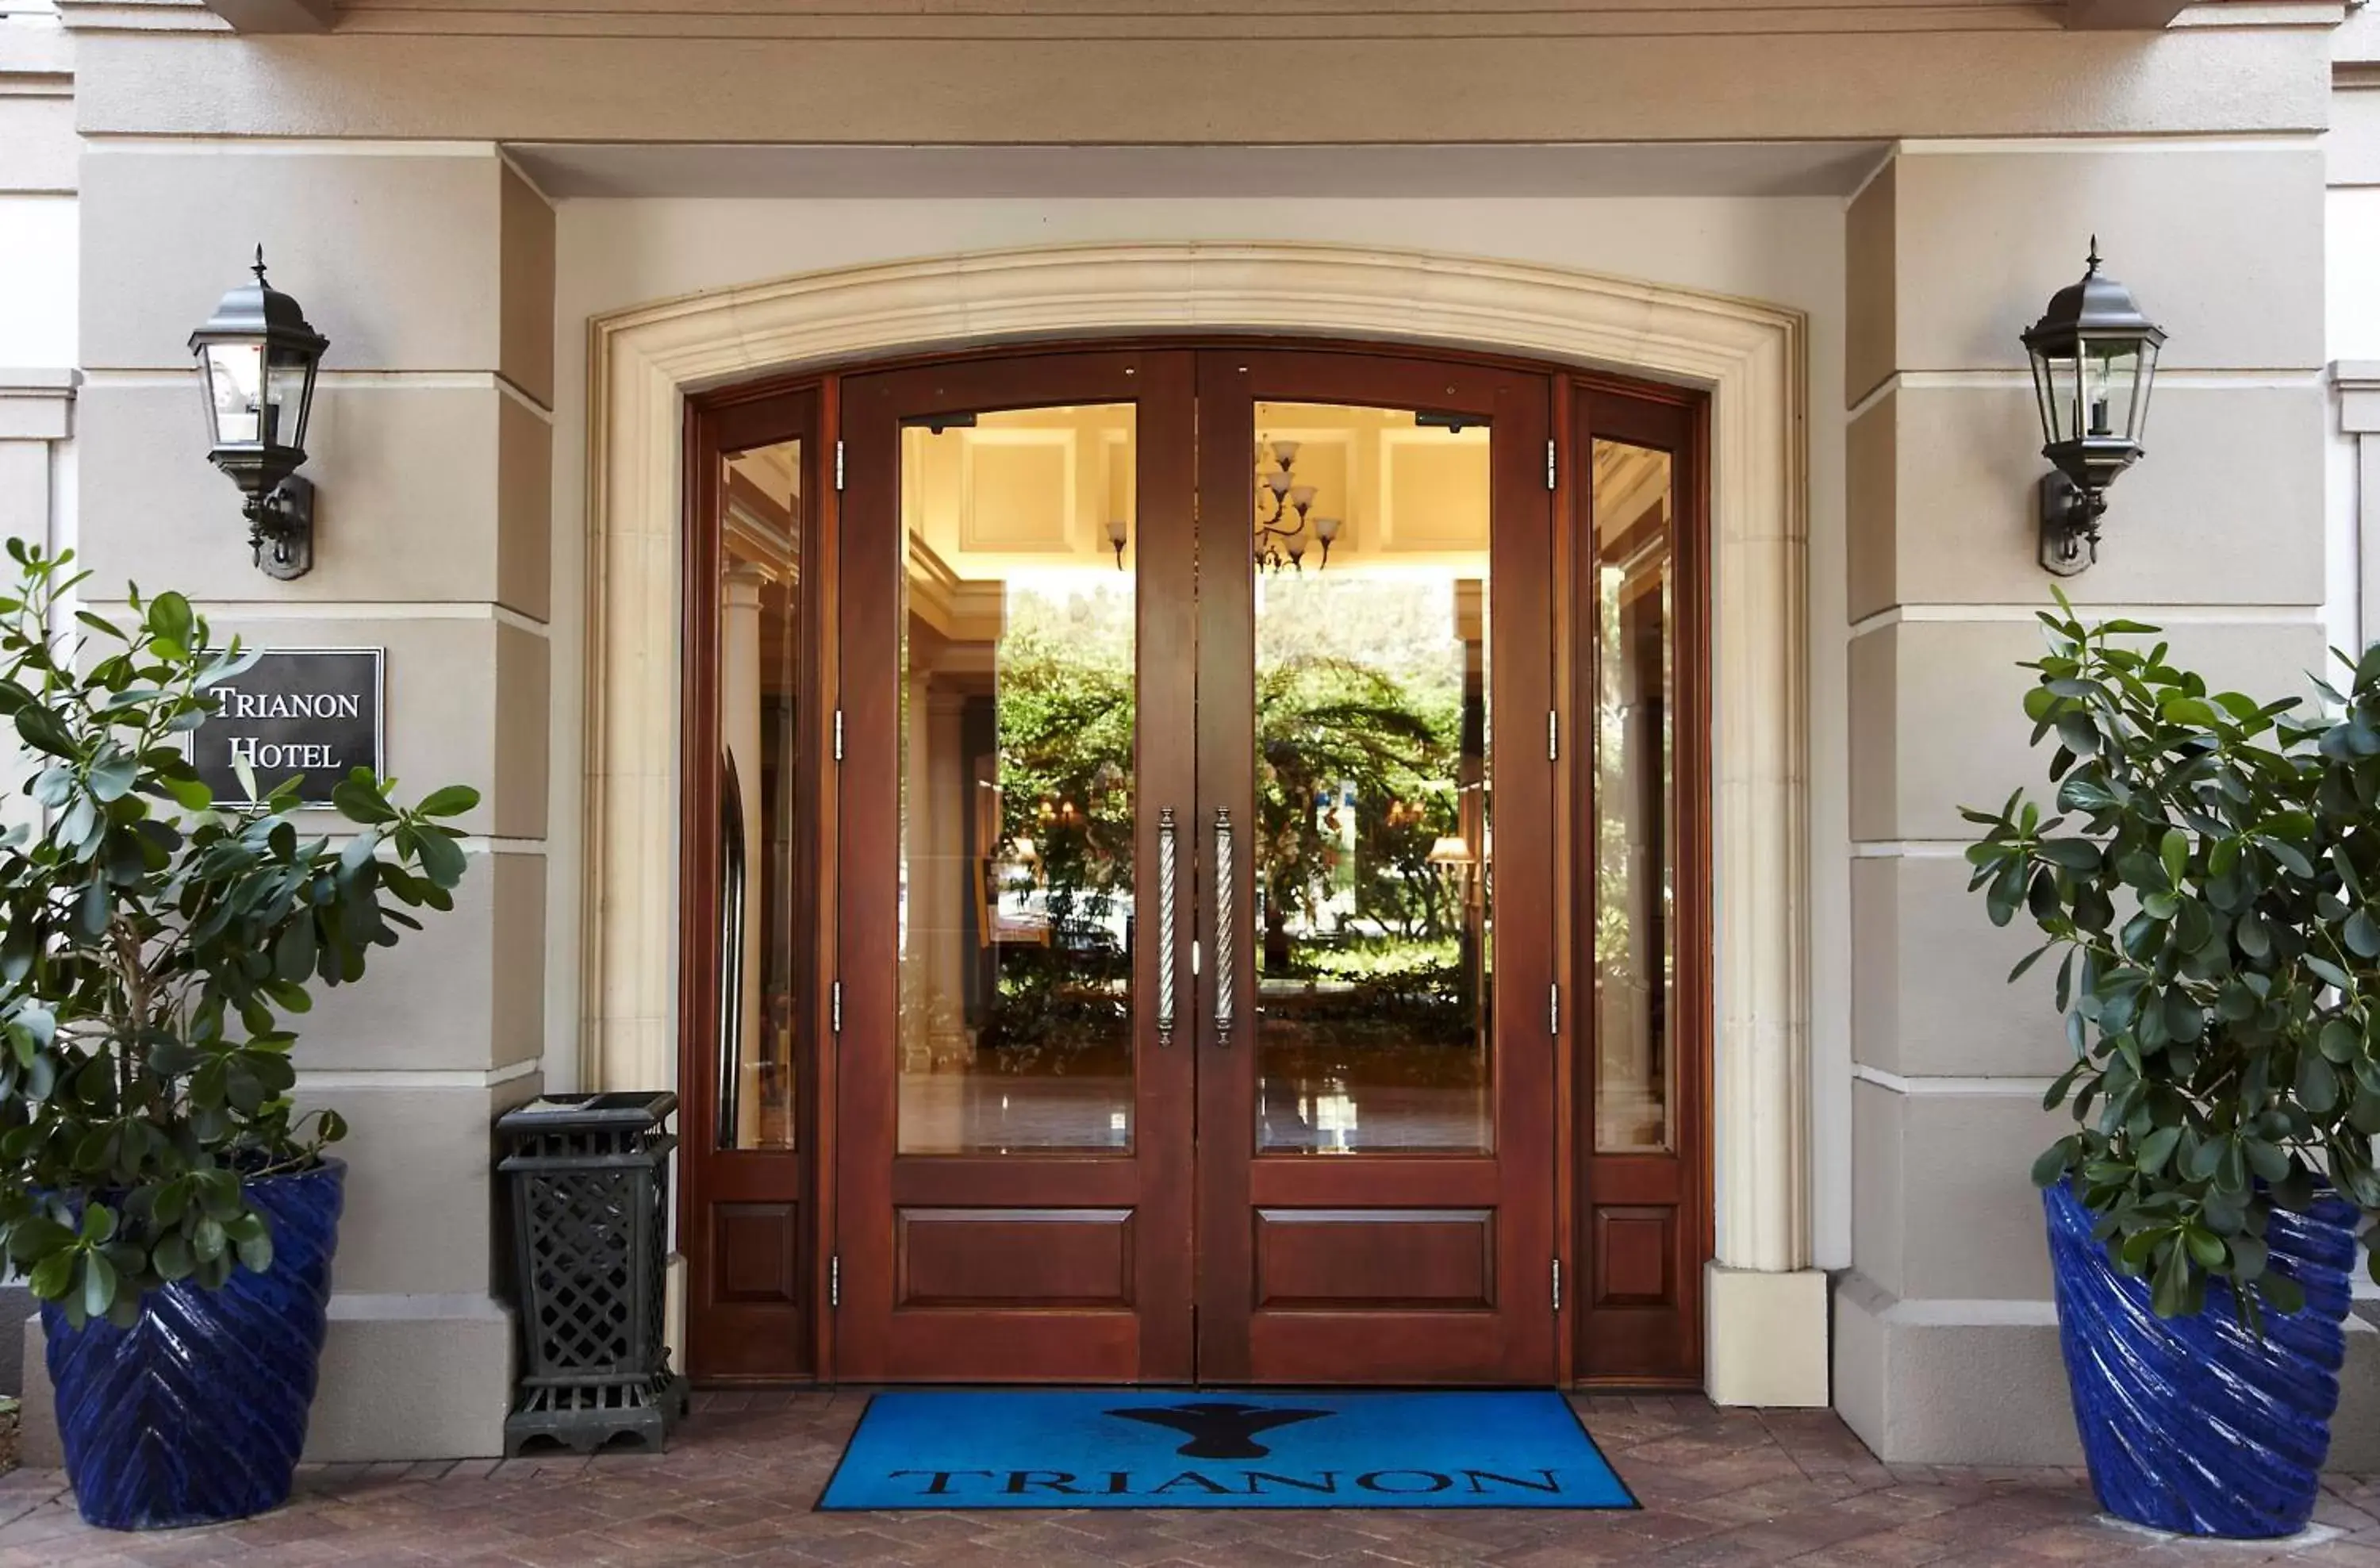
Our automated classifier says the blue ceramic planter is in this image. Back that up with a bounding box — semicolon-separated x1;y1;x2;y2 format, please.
2044;1178;2355;1539
44;1160;344;1531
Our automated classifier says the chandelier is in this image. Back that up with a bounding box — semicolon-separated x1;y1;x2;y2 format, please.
1253;439;1340;573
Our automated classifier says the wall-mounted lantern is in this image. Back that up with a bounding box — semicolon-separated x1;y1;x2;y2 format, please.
190;248;328;581
2021;239;2165;577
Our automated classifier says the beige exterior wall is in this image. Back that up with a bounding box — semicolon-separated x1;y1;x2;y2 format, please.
63;12;2334;144
0;0;75;879
6;0;2359;1463
19;124;556;1460
1836;134;2359;1463
0;0;75;554
2336;55;2380;658
0;0;74;1411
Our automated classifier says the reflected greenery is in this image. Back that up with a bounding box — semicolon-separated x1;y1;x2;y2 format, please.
1257;654;1464;968
977;578;1476;1078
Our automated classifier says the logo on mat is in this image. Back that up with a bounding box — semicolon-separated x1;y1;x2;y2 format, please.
1104;1401;1334;1459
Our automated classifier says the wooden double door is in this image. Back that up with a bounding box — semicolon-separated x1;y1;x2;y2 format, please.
835;347;1557;1383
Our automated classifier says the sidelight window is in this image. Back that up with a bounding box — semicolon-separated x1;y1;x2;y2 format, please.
1591;439;1678;1155
715;438;804;1151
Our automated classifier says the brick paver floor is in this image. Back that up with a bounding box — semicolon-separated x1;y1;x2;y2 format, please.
5;1393;2380;1566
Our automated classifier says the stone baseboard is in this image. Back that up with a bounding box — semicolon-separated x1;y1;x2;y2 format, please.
1707;1262;1831;1406
1835;1271;2380;1469
21;1291;516;1466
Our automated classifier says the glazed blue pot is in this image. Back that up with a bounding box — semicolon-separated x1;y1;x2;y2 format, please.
44;1160;344;1531
2044;1177;2355;1539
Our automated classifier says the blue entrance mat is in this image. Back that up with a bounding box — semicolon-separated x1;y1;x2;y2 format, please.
817;1389;1637;1510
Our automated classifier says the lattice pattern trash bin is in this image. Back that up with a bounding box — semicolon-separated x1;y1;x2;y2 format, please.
497;1091;688;1456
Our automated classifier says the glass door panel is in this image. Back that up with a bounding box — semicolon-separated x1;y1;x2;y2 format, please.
1246;405;1494;1156
896;406;1140;1154
1590;439;1677;1155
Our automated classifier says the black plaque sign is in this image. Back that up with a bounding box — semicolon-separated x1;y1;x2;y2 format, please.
192;648;385;806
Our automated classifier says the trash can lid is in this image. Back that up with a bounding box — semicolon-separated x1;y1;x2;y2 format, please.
497;1090;678;1132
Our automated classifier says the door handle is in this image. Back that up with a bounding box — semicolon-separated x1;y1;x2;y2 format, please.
1156;807;1177;1047
1214;807;1234;1044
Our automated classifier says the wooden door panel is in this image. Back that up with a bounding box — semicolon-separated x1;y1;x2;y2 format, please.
896;1209;1136;1308
1590;1207;1676;1308
697;1191;808;1379
1253;1209;1495;1310
1246;1159;1499;1208
1244;1317;1514;1385
715;1204;803;1304
885;1313;1145;1382
892;1160;1141;1207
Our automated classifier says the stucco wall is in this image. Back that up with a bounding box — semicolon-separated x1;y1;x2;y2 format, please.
1838;133;2348;1463
2334;67;2380;657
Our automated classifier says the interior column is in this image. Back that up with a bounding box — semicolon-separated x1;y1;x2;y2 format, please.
720;564;767;1146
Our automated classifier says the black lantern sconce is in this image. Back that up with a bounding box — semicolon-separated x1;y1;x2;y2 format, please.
190;248;328;580
2021;239;2165;577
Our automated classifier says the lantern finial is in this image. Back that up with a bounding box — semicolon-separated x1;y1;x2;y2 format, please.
2086;235;2101;276
251;244;269;288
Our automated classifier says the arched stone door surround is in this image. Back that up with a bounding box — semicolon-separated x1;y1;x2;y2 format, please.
579;243;1820;1405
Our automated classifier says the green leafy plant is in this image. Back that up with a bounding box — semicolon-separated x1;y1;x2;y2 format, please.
0;543;477;1328
1255;653;1453;970
1967;592;2380;1322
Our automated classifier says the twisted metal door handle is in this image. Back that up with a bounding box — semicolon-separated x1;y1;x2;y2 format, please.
1214;808;1234;1043
1156;808;1177;1047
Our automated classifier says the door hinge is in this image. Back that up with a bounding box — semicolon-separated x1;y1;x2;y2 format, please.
1553;1258;1563;1312
1549;982;1560;1037
834;439;845;492
831;979;843;1035
833;707;844;762
1546;438;1557;492
1546;709;1558;762
830;1254;841;1309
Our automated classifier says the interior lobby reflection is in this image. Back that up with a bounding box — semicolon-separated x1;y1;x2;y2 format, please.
896;405;1140;1154
716;436;804;1152
1249;403;1495;1156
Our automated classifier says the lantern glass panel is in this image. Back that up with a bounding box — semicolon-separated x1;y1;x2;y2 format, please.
266;341;319;452
2080;339;2142;443
202;340;266;448
2027;344;2063;448
2060;347;2087;445
2127;338;2160;444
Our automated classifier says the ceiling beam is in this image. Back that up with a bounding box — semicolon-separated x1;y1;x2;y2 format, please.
202;0;335;33
2066;0;2193;29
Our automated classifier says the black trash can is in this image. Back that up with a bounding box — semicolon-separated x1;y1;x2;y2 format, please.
496;1091;687;1456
